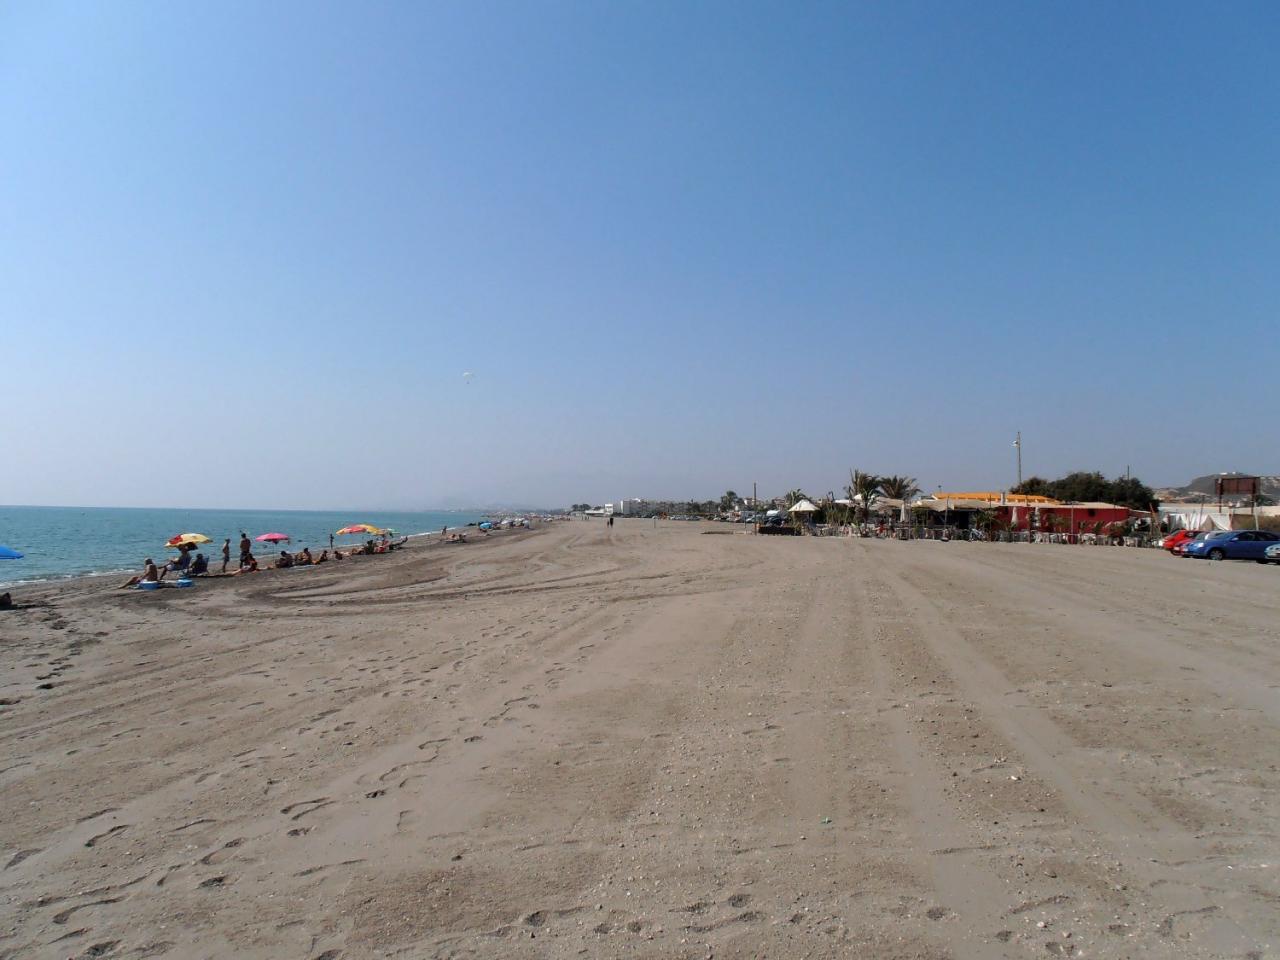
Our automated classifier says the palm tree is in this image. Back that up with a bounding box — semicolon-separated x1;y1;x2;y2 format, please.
879;475;920;501
846;470;881;522
784;489;808;508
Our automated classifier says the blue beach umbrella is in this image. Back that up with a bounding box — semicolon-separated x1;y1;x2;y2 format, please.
0;545;23;560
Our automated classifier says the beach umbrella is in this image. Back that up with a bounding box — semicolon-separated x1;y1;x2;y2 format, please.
787;499;820;513
255;533;290;544
336;524;383;536
165;533;211;549
0;545;23;560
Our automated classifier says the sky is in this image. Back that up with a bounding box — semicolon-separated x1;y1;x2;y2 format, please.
3;1;1278;509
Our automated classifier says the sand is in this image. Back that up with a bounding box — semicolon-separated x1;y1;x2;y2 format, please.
0;520;1277;959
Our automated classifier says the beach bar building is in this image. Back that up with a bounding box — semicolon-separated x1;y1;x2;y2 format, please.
925;492;1130;535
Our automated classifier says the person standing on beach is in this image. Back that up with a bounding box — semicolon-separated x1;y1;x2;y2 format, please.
239;531;251;564
221;538;231;573
329;532;334;551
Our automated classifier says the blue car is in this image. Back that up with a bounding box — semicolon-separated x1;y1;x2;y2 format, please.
1182;529;1280;562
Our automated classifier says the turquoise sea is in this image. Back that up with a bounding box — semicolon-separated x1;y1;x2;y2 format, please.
0;505;489;586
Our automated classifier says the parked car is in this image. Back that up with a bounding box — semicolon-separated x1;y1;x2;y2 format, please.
1265;542;1280;564
1182;530;1280;562
1159;529;1200;553
1173;531;1210;555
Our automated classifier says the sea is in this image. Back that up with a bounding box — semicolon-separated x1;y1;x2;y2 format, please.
0;505;491;586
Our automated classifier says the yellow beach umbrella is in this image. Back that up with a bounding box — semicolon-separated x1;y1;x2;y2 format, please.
335;524;383;536
165;533;211;549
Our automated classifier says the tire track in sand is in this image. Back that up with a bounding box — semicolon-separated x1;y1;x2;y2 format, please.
866;553;1265;956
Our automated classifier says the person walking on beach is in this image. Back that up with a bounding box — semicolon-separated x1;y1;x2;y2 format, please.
221;538;231;573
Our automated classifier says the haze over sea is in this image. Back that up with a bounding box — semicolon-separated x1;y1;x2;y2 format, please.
0;506;487;586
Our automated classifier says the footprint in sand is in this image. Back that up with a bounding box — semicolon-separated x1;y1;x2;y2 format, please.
4;849;40;869
199;838;246;865
280;798;334;821
76;807;119;823
172;818;216;833
79;941;120;957
84;825;129;848
52;897;124;924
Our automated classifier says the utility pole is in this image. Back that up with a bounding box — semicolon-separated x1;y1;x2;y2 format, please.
1014;431;1022;488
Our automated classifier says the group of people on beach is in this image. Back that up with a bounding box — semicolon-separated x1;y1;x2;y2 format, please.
119;545;209;588
121;530;412;588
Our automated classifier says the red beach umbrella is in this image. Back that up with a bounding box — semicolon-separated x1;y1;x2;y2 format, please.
255;533;291;543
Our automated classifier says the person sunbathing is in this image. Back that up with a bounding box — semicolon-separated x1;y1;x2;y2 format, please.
314;549;329;564
274;550;294;569
296;547;314;565
121;558;161;588
188;552;209;576
231;554;259;575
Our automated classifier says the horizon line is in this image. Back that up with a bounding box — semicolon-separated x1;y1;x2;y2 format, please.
0;503;513;515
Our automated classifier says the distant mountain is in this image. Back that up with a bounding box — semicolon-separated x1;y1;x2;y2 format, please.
1156;473;1280;501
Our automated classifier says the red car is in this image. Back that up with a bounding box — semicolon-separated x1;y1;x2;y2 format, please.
1161;529;1201;554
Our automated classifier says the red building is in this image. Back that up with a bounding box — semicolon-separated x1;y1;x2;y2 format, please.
927;493;1132;535
998;501;1131;534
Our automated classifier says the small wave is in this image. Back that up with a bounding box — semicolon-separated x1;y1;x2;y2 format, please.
0;566;135;589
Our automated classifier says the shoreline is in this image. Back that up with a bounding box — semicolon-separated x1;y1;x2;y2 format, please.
0;519;498;593
0;520;520;600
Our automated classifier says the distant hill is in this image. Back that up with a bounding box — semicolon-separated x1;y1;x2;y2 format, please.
1156;473;1280;501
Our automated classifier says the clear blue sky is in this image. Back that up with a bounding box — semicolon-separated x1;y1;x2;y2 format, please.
4;1;1277;509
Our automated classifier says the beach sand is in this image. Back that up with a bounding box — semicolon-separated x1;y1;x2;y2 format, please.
0;520;1276;958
